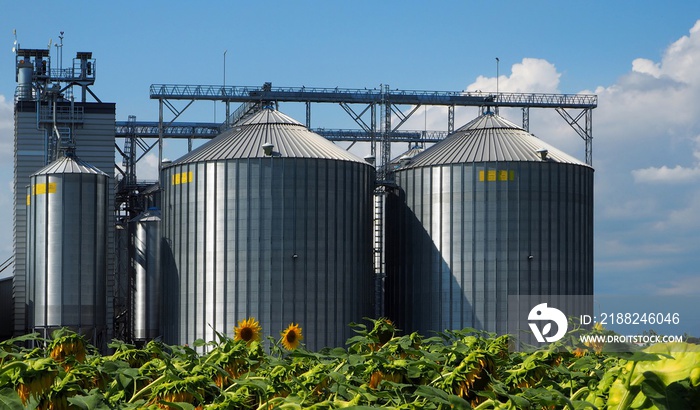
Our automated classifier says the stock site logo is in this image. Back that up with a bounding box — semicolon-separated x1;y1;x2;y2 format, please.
528;303;568;343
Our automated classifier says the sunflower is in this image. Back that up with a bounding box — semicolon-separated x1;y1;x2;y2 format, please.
281;323;303;350
234;317;262;344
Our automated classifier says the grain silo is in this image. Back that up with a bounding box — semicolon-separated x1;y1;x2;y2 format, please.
130;208;162;341
26;149;109;345
386;112;594;336
161;108;375;350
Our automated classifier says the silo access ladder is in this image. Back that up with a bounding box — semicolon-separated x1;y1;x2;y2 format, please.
373;188;387;318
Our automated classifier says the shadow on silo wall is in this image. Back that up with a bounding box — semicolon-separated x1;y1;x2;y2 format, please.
384;187;480;337
161;238;180;344
0;277;13;340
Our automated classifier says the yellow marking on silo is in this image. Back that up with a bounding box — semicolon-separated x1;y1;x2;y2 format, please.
26;195;30;206
33;182;57;194
172;171;193;185
479;169;516;182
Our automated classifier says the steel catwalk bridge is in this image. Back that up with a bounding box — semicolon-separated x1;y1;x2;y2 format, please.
114;83;597;185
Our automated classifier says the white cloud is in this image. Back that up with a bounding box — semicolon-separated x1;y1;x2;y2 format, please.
396;58;565;137
632;135;700;183
660;20;700;84
632;58;662;78
632;164;700;183
468;58;561;94
136;153;161;181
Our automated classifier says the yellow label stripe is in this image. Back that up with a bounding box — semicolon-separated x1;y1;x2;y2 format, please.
33;182;57;195
479;170;515;182
172;171;193;185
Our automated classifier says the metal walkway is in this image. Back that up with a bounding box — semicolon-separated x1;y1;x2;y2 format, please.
114;121;448;143
138;83;597;177
149;83;597;108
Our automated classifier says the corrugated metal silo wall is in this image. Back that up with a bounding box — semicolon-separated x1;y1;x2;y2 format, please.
161;157;374;350
132;214;162;340
386;161;593;336
13;102;115;339
26;171;109;344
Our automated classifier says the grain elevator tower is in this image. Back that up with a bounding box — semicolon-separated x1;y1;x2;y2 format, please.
12;39;115;342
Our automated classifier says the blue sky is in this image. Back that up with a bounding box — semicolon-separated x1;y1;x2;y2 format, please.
2;2;700;335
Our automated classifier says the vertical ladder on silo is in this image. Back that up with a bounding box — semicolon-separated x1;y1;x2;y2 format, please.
373;187;386;318
122;115;137;186
47;127;70;163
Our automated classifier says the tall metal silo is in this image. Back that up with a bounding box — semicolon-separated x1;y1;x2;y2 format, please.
161;108;375;350
131;208;162;341
386;112;594;336
26;150;109;345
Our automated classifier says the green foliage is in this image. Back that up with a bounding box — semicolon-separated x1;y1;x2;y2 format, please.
0;323;697;409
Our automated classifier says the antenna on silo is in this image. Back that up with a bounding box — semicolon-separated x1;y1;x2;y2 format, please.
12;29;17;53
495;57;500;116
56;31;64;71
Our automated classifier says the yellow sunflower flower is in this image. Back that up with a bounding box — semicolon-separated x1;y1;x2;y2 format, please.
234;317;262;344
281;323;303;350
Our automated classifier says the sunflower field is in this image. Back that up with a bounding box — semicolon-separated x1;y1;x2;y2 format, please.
1;319;699;409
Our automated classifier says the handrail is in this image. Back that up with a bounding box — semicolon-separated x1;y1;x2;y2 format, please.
149;84;598;108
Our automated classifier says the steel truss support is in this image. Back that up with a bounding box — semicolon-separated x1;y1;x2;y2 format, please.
148;83;598;171
340;102;373;132
381;84;392;181
306;101;311;128
338;101;379;154
522;107;530;132
390;103;421;132
556;107;593;166
370;104;376;157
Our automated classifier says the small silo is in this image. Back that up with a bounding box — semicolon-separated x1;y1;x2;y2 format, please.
386;112;594;336
390;145;424;170
161;108;375;350
131;208;162;341
26;149;109;345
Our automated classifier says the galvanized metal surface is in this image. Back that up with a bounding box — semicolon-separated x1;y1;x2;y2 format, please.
402;114;589;167
161;110;375;350
131;209;162;340
26;154;109;343
14;102;116;339
386;114;594;336
172;109;368;164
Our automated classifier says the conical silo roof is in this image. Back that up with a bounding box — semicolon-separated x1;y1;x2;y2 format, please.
170;108;367;165
130;207;161;223
390;145;425;169
399;112;589;168
32;151;109;176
